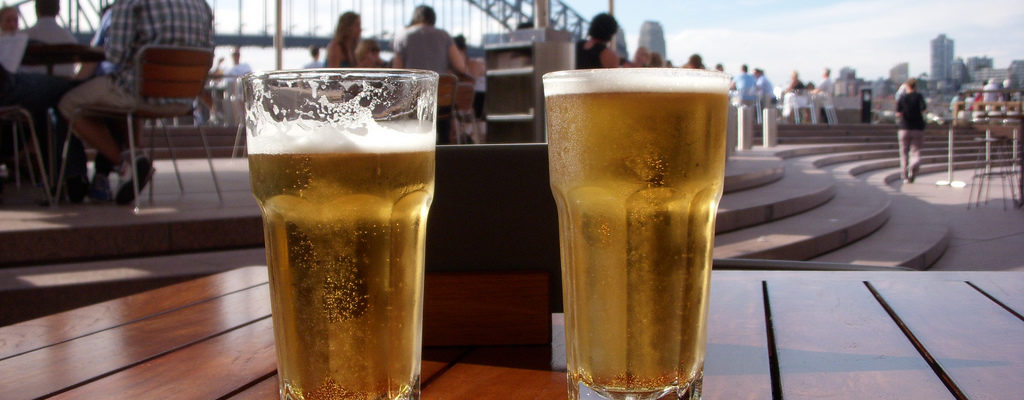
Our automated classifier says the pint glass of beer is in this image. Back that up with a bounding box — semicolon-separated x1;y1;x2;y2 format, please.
243;70;437;400
544;69;730;400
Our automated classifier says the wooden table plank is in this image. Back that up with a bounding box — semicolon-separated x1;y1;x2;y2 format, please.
421;345;565;399
50;317;277;400
870;279;1024;399
1;284;271;400
704;278;773;400
966;276;1024;318
0;266;267;360
766;279;953;400
228;348;469;399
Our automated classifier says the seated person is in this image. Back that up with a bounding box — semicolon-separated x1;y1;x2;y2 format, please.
0;66;87;201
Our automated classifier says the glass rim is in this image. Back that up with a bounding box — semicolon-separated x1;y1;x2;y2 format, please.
242;68;439;84
542;68;731;96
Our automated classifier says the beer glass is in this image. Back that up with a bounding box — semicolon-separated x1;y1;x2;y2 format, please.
544;69;730;400
243;70;438;400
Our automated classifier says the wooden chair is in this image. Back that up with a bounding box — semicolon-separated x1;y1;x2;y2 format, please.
0;106;52;205
436;73;457;143
56;45;221;212
453;81;478;144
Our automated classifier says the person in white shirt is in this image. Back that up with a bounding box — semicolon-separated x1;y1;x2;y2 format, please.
223;47;251;77
21;0;79;77
982;79;1001;102
814;68;834;97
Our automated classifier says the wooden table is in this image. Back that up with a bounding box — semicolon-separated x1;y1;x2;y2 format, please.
2;267;1022;399
21;43;105;76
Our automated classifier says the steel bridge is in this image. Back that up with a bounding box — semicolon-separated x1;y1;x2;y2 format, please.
10;0;589;50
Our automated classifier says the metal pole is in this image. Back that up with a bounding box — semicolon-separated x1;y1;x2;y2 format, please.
275;0;282;69
609;0;614;15
535;0;549;29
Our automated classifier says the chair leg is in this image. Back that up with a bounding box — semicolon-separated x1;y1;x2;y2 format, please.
54;122;75;206
126;113;142;213
160;119;184;195
198;125;224;204
12;120;20;188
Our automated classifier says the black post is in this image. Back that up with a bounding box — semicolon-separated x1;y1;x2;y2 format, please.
860;88;872;123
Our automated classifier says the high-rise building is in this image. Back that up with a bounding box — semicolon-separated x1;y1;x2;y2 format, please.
835;66;859;96
1009;60;1024;89
637;21;666;58
889;62;909;84
951;57;968;83
930;34;954;82
966;56;994;73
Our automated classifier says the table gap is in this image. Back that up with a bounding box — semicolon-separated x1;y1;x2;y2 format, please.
39;315;272;399
3;281;270;363
761;280;783;400
863;281;968;400
216;370;278;400
419;347;475;391
965;281;1024;322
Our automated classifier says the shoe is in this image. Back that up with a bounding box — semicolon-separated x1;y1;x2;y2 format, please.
89;174;112;202
908;176;915;184
115;154;153;205
65;176;88;204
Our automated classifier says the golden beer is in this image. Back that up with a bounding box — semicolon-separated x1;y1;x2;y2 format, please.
250;151;433;400
544;69;729;400
244;70;437;400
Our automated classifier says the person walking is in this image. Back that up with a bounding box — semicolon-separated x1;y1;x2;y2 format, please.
896;78;926;183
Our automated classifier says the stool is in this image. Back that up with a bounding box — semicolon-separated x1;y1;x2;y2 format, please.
968;127;1019;210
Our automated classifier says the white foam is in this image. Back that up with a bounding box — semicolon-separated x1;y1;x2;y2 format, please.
248;120;435;154
543;68;731;96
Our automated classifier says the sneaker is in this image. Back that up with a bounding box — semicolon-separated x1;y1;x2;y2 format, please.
115;154;154;205
89;174;112;202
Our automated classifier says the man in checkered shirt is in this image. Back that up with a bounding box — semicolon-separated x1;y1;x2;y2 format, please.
58;0;213;205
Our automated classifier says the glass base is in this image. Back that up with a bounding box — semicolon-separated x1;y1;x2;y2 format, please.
572;373;702;400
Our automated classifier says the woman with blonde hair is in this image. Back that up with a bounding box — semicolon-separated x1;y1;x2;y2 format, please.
326;11;360;67
354;38;384;68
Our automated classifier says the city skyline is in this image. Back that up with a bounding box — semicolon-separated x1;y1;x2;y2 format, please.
573;0;1024;88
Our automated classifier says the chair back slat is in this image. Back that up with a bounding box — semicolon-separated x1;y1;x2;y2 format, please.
136;45;213;99
437;73;457;108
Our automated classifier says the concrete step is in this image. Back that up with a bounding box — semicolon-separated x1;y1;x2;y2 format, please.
713;157;891;260
718;159;835;233
807;159;950;269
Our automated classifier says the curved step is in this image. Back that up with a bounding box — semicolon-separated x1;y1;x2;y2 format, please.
809;163;950;269
723;154;784;193
713;158;891;260
717;160;835;233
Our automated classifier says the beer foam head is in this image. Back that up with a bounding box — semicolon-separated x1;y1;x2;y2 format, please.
543;68;731;96
243;69;437;154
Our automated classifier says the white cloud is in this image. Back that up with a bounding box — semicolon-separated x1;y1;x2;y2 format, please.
660;0;1024;85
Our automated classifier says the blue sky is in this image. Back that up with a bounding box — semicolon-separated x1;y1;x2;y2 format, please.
187;0;1024;88
572;0;1024;86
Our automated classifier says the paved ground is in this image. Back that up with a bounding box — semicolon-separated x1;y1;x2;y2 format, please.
895;168;1024;271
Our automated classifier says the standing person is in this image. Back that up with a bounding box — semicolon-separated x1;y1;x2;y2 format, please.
57;0;213;205
731;64;757;105
0;6;17;35
392;5;467;144
303;45;323;68
392;5;466;76
575;13;618;69
896;78;926;184
326;11;360;68
753;68;776;105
